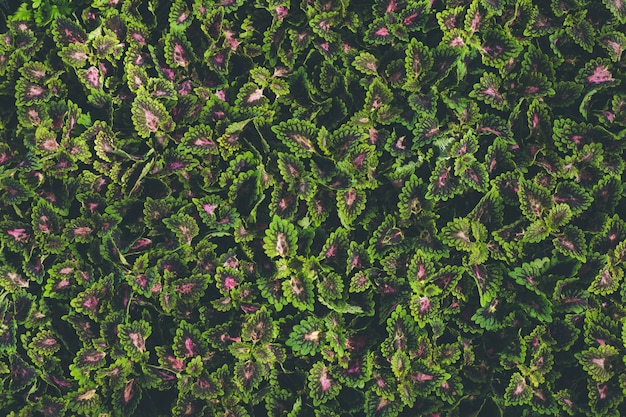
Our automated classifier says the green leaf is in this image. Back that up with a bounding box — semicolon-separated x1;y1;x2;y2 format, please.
441;217;486;251
131;94;174;138
118;320;152;362
164;30;195;68
308;362;341;406
504;373;533;406
518;178;553;220
286;317;325;356
242;307;277;344
576;345;619;382
163;213;199;246
470;72;508;110
283;272;315;311
404;38;432;87
337;188;367;228
481;29;523;68
272;119;319;157
588;263;622;295
234;360;265;392
263;215;298;258
552;225;587;262
603;0;626;24
352;51;378;75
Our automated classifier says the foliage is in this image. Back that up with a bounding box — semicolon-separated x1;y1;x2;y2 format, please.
0;0;625;416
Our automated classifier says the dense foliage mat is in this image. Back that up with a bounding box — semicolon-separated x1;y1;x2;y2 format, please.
1;0;626;416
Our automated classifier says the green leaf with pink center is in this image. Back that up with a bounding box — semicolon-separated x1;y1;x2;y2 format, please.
263;215;298;258
576;345;619;382
118;320;152;362
163;213;199;246
131;94;174;138
308;361;341;406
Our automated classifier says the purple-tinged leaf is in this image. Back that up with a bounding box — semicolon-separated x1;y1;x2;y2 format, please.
38;396;66;417
364;17;395;44
603;0;626;23
272;119;318;157
470;72;507;110
308;362;341;406
131;94;174;138
9;355;36;391
576;59;620;89
0;266;29;292
552;225;587;262
164;30;195;68
504;373;532;405
481;29;523;68
426;159;459;201
52;17;87;46
118;320;152;362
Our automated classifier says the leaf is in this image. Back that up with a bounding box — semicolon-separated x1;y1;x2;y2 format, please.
480;29;523;68
337;188;367;228
272;119;319;157
169;0;193;29
588;263;622;295
163;30;194;68
470;72;508;110
263;215;298;258
576;345;619;382
52;16;87;46
576;59;620;89
600;31;626;61
173;275;209;303
404;38;432;87
564;13;595;53
236;82;269;109
70;284;106;320
28;329;60;356
508;257;556;292
409;293;440;326
468;263;502;307
58;43;90;67
441;218;485;251
352;51;378;75
180;124;218;155
242;307;277;344
553;225;587;262
426;159;460;201
173;320;209;359
118;320;151;362
283;272;315;311
364;390;404;417
286;316;325;356
481;0;506;15
519;291;553;323
518;178;553;220
456;156;489;192
553;181;592;215
163;213;199;246
504;373;533;405
308;362;341;406
72;346;107;372
364;17;395;44
234;360;265;392
365;78;393;111
472;297;514;330
603;0;626;23
545;203;573;229
317;271;344;301
131;94;174;138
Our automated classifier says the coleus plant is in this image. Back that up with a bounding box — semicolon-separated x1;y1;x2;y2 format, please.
1;0;626;416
